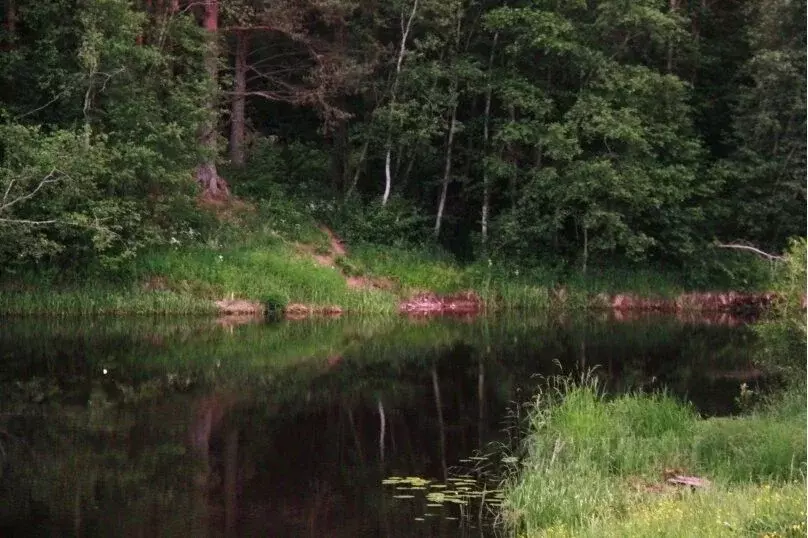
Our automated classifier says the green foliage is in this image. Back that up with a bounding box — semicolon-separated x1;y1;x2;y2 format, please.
482;1;708;265
227;138;330;199
753;238;807;376
330;196;431;247
0;0;208;271
503;376;807;536
0;0;803;289
711;0;806;250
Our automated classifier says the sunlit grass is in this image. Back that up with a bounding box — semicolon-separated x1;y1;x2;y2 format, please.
502;377;807;537
136;242;396;313
0;288;215;316
539;483;806;538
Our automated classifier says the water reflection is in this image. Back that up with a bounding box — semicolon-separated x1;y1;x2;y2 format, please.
0;313;766;536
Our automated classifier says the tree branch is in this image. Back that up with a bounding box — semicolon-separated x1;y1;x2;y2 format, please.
0;217;58;225
1;169;60;211
714;242;785;261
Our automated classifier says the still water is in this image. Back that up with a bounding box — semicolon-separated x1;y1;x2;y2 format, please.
0;312;765;537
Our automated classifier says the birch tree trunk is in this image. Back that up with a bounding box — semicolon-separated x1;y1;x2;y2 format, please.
434;107;457;237
382;0;419;206
481;31;499;249
434;4;464;237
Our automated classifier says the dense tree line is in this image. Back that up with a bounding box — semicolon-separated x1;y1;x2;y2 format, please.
0;0;804;271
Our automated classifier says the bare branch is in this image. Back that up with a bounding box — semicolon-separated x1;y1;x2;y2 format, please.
0;218;58;226
714;242;785;261
13;89;72;120
0;169;60;213
2;177;15;206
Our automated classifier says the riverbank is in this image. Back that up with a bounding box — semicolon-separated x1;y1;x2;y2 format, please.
0;237;786;317
0;202;786;317
500;376;806;537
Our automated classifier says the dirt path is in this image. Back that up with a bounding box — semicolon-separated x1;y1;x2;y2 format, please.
303;226;392;291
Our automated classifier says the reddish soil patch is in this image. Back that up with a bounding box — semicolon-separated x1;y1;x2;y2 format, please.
320;226;348;257
629;468;711;495
399;291;484;316
215;299;264;315
197;193;256;222
297;226;349;272
283;303;343;320
284;303;311;319
300;227;397;292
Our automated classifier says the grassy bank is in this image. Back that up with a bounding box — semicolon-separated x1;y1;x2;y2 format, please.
0;198;781;316
0;235;678;316
501;376;806;537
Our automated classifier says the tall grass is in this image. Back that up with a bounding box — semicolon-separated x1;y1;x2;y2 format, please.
502;375;807;537
136;242;396;313
0;287;215;316
0;199;788;315
0;237;397;316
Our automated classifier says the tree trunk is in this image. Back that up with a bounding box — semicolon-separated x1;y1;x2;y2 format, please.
382;0;419;206
402;149;416;187
434;109;456;237
377;397;386;463
346;140;369;198
229;30;248;167
481;31;499;249
431;366;448;480
507;105;517;209
691;0;707;83
582;223;588;275
434;5;463;237
5;0;16;36
667;0;679;73
197;0;229;199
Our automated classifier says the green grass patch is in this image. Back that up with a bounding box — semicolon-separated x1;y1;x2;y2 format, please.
0;194;785;315
0;287;215;316
502;376;807;537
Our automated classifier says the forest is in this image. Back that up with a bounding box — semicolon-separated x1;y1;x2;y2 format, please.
0;2;805;534
0;0;804;302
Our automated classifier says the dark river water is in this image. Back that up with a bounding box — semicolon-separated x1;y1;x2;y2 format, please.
0;312;766;537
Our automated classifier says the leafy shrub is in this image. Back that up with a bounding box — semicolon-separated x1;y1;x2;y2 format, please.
227;138;330;199
329;196;430;247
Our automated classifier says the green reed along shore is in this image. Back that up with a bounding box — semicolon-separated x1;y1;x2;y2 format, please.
500;245;806;538
499;377;806;538
0;228;777;316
